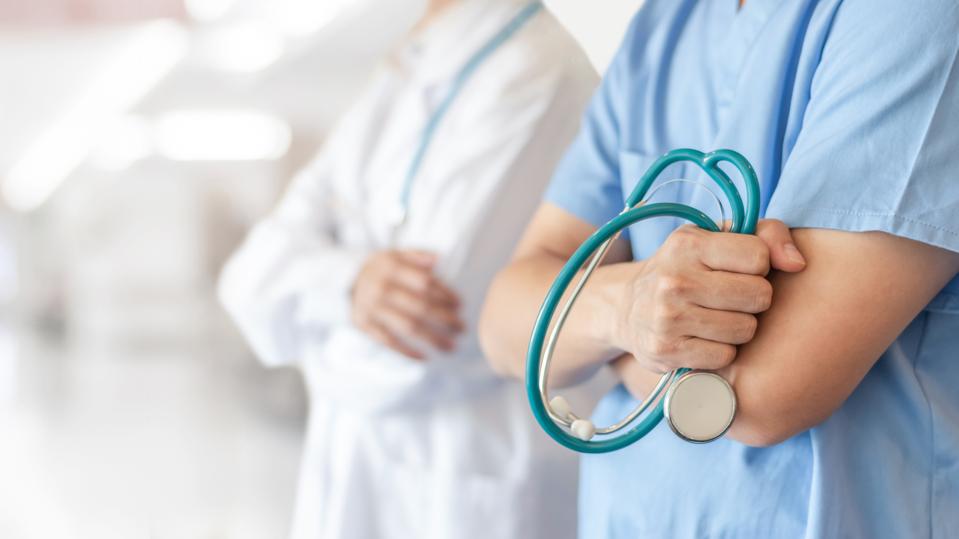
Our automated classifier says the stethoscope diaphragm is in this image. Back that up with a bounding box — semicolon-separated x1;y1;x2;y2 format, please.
663;371;737;443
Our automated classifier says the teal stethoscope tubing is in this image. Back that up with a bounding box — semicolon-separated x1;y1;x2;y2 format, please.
396;1;542;221
526;148;761;453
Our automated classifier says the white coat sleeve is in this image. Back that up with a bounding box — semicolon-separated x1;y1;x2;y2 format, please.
217;143;368;368
291;41;598;413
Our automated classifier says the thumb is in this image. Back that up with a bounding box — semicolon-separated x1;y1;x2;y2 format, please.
755;219;806;273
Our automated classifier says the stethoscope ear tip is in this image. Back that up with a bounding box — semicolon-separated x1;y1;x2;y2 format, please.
549;395;571;421
571;419;596;441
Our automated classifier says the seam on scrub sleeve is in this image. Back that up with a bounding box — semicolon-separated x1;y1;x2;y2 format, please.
891;40;959;221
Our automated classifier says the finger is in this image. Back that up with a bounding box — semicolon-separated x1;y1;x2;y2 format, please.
755;219;806;272
674;337;738;370
388;261;436;294
388;259;460;307
677;306;758;345
698;232;771;275
396;249;437;269
364;320;425;360
423;278;460;308
375;305;456;352
386;286;464;334
691;271;773;313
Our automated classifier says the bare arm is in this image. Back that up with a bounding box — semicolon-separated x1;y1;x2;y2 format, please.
479;204;632;385
613;228;959;446
479;204;804;386
480;203;959;447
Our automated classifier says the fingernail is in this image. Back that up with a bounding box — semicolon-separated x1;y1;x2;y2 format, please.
784;243;805;266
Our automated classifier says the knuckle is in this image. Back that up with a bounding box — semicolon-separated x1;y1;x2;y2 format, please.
749;240;771;274
410;300;429;318
715;345;737;368
753;279;774;311
646;336;676;359
667;226;700;251
404;317;423;333
652;304;682;334
369;279;388;299
373;253;393;269
656;274;689;299
763;218;786;231
413;274;431;292
738;315;759;342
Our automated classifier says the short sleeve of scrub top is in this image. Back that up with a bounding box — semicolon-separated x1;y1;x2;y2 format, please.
543;17;635;229
543;0;959;538
765;0;959;261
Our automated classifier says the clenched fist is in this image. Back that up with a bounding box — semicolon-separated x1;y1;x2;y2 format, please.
608;219;806;373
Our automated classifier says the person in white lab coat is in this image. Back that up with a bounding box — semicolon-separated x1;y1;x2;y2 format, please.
218;0;597;537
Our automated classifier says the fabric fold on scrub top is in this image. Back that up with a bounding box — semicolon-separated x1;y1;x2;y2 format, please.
544;0;959;537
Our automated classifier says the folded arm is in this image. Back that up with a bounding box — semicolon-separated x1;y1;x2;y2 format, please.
217;153;369;367
480;204;959;446
617;227;959;446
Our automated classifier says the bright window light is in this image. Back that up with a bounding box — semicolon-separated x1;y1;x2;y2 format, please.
196;23;285;73
153;109;291;162
268;0;351;38
185;0;238;23
2;22;187;213
89;115;153;172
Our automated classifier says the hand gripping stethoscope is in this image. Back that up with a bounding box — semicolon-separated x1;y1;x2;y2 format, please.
526;148;761;453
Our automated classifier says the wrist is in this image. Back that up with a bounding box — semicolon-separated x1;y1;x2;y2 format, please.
590;262;641;354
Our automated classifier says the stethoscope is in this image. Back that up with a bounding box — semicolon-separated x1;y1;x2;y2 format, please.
384;0;542;235
526;148;761;453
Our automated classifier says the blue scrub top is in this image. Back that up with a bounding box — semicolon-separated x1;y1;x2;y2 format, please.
545;0;959;537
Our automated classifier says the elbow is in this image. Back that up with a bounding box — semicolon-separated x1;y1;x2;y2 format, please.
725;408;826;448
725;409;805;447
478;284;526;381
726;421;796;448
718;365;840;447
484;348;522;380
478;311;523;380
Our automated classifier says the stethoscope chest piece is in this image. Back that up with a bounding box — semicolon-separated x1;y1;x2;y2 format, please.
663;371;736;443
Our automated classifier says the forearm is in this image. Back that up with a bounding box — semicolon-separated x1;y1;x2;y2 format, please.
479;253;637;386
612;264;898;448
616;228;959;447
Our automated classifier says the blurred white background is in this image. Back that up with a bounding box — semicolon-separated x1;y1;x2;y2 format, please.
0;1;642;537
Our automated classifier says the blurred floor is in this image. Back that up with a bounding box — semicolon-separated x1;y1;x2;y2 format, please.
0;324;305;539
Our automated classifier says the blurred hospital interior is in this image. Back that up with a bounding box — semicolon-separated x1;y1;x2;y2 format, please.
0;0;641;537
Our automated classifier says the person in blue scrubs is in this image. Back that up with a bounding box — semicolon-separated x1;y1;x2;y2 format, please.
479;0;959;537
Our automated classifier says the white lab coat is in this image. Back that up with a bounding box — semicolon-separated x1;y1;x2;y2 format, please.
218;1;597;537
